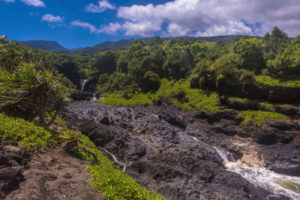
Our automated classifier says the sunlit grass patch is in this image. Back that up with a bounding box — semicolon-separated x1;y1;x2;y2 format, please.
0;113;58;151
255;75;300;88
239;110;286;126
100;78;224;113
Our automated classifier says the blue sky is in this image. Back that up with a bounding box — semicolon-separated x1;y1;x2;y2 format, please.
0;0;157;48
1;0;299;49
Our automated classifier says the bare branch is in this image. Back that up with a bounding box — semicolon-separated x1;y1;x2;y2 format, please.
77;145;99;163
78;141;127;170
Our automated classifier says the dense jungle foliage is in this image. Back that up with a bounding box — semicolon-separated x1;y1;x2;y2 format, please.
1;27;299;126
69;27;299;97
88;27;299;125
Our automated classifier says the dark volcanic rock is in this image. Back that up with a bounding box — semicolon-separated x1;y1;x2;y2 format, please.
275;105;300;117
61;102;294;200
0;141;29;198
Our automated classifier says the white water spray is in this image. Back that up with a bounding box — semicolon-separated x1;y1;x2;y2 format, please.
91;93;97;101
214;147;300;199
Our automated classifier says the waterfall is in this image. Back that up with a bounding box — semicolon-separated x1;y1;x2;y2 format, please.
80;79;88;91
214;147;300;199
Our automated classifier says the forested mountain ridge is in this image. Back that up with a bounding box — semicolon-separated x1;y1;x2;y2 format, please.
70;35;254;54
17;35;254;54
18;40;67;52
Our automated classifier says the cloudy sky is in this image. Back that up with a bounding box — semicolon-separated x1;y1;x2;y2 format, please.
0;0;299;48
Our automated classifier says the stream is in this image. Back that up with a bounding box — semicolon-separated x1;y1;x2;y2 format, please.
214;147;300;199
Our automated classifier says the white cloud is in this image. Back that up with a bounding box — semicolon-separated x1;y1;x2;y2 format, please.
196;21;253;37
2;0;45;7
71;20;122;34
123;21;161;36
42;14;63;23
20;0;45;7
115;0;300;37
100;23;122;34
86;0;115;13
71;20;97;33
167;23;190;37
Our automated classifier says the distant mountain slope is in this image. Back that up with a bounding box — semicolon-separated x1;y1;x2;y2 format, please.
71;39;136;54
71;35;252;54
18;40;66;52
18;35;256;54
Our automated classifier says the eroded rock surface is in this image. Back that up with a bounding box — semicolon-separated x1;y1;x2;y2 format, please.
62;101;300;200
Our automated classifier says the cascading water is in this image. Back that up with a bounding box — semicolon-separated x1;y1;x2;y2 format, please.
80;79;88;91
91;93;97;101
214;147;300;199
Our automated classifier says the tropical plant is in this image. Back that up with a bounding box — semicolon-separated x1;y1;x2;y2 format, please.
0;63;70;126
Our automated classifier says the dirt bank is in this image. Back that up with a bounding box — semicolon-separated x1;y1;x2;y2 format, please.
3;147;103;200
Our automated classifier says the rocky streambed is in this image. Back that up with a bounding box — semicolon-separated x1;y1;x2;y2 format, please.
62;101;300;200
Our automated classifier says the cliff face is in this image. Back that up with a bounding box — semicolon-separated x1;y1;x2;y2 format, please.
62;101;300;200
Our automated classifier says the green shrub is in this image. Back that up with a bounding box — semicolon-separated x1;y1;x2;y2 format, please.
0;63;70;121
98;72;137;93
233;38;265;73
0;113;56;151
208;53;243;84
238;69;255;84
141;71;161;91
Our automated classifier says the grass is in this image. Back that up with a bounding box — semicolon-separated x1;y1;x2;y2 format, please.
228;96;249;103
78;135;164;200
228;97;286;126
0;113;58;151
156;79;221;111
228;97;276;112
260;102;276;112
156;78;223;112
239;110;286;126
255;75;300;88
100;78;224;113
